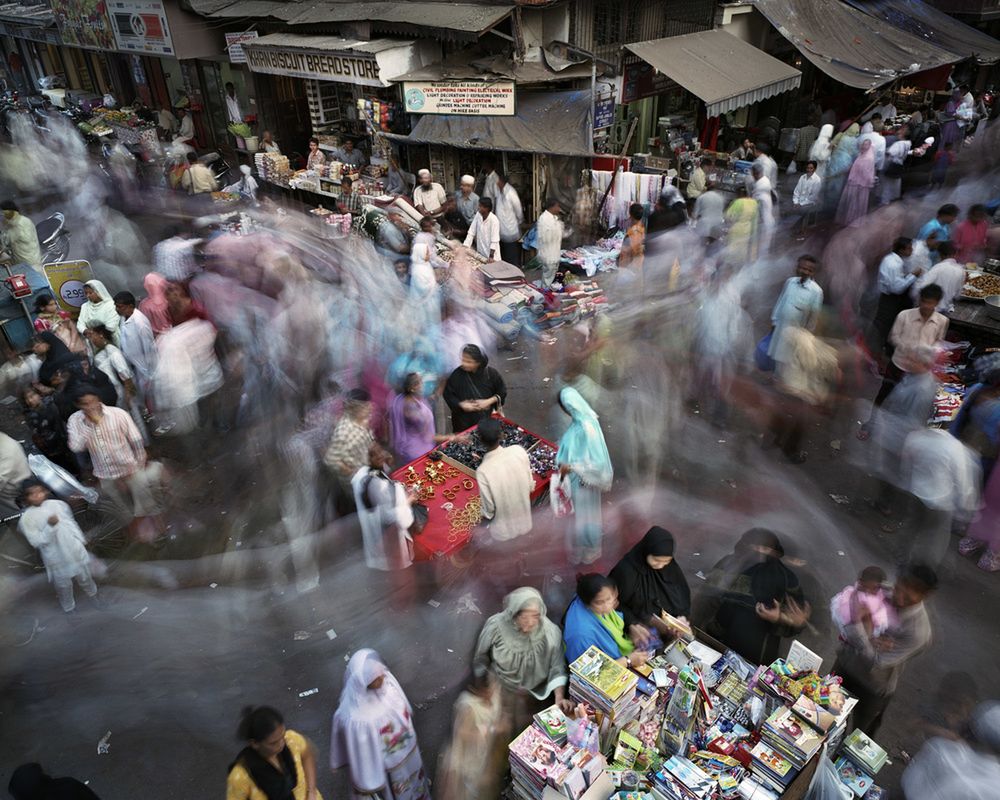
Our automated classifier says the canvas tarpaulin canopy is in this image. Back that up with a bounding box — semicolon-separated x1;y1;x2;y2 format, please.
751;0;961;89
384;90;593;156
626;29;801;118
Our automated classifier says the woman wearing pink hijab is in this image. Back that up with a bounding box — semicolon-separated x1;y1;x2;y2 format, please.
835;138;876;227
138;273;173;335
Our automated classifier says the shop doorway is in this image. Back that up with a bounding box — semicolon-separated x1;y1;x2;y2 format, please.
256;74;309;165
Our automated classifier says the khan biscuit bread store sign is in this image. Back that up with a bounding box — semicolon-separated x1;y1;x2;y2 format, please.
244;45;383;87
403;81;516;116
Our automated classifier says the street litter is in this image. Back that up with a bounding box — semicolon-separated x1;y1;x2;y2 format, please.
829;494;850;505
293;630;310;640
326;629;337;640
427;599;441;608
97;731;111;754
298;688;319;698
132;607;148;620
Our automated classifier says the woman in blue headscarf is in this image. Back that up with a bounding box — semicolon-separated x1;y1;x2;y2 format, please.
556;386;613;564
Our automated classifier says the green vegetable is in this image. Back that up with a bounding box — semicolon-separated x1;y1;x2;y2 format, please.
228;122;252;137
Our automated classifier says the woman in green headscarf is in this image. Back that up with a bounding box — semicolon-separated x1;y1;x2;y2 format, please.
473;587;572;732
824;122;861;211
557;386;613;565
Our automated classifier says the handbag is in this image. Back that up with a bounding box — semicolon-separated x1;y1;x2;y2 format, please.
410;502;429;534
755;332;776;372
549;473;574;517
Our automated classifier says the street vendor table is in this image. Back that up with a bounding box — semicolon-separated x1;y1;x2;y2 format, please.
947;299;1000;344
390;415;556;560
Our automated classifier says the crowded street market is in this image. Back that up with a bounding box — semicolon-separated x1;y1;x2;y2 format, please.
3;1;1000;799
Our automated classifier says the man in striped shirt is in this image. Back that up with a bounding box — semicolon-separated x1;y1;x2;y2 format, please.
67;389;163;527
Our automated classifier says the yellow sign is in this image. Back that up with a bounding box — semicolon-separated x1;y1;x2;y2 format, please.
43;260;94;319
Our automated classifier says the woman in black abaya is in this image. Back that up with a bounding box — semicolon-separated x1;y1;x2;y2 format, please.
609;527;691;640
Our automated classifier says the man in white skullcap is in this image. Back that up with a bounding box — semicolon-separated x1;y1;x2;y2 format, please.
413;169;447;218
454;174;479;229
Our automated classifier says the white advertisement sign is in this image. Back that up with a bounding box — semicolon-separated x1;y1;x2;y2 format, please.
403;81;516;116
108;0;174;56
225;31;259;64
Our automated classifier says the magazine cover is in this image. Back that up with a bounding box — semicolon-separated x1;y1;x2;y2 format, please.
791;694;837;732
509;725;571;783
569;646;637;699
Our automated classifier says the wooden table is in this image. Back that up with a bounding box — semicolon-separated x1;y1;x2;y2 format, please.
947;299;1000;344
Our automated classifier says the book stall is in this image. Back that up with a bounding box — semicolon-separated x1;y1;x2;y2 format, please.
389;416;556;560
504;625;894;800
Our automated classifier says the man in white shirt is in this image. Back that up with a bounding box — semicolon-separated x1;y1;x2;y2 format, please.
475;418;533;542
686;156;711;200
908;231;940;274
114;290;157;399
535;197;564;286
768;255;824;368
413;169;447;219
464;197;500;261
224;82;242;124
873;237;921;351
692;178;725;243
790;159;822;234
176;108;195;144
478;157;499;202
912;241;964;311
494;174;524;265
751;163;775;255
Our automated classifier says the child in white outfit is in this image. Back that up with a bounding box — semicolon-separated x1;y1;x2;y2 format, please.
831;565;894;639
18;480;97;612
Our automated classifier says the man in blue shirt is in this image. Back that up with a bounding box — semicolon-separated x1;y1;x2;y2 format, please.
917;203;959;243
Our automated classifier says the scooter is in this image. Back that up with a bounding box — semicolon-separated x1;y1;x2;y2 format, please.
34;213;70;263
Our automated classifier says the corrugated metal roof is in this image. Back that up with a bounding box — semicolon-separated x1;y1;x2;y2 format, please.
398;46;593;84
246;32;414;55
842;0;1000;65
384;90;594;156
751;0;961;89
0;2;54;24
626;30;801;118
187;0;513;34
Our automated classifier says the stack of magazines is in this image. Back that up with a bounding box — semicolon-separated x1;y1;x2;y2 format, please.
569;646;639;718
748;741;798;795
758;705;825;769
650;755;716;800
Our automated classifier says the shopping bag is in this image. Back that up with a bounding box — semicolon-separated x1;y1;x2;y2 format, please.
804;747;853;800
754;333;776;372
549;473;574;517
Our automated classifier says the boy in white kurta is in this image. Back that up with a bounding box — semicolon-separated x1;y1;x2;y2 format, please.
17;480;96;611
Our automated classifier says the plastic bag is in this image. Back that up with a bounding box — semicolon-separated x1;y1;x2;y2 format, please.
549;472;574;517
27;453;99;505
786;160;797;175
804;752;853;800
754;333;776;372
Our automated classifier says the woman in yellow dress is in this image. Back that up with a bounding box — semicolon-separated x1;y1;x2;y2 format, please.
227;706;322;800
723;186;759;265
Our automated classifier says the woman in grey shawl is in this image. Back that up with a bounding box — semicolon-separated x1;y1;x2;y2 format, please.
472;587;573;731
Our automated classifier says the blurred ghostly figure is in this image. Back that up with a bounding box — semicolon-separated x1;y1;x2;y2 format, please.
902;700;1000;800
8;762;101;800
556;387;613;565
330;649;431;800
323;388;374;516
436;671;509;800
352;442;416;572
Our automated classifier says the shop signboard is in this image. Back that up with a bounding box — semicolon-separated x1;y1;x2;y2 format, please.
225;31;259;64
593;97;615;129
402;81;515;116
108;0;174;56
43;260;94;318
50;0;117;51
244;44;384;87
619;62;673;105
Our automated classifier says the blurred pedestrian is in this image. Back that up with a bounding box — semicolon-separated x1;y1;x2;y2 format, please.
85;324;135;408
114;291;156;401
723;186;758;264
835;138;876;227
0;431;33;516
692;178;726;244
872;237;919;355
227;705;322;800
767;256;823;371
914;241;965;312
556;386;613;564
704;528;811;664
751;163;775;254
494;174;524;266
833;563;937;736
17;479;97;613
930;143;955;189
8;763;101;800
352;442;417;572
436;671;509;800
463;197;500;262
535;197;564;287
917;204;959;244
323;388;374;516
330;649;430;800
953;204;989;264
139;272;174;335
619;203;645;270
